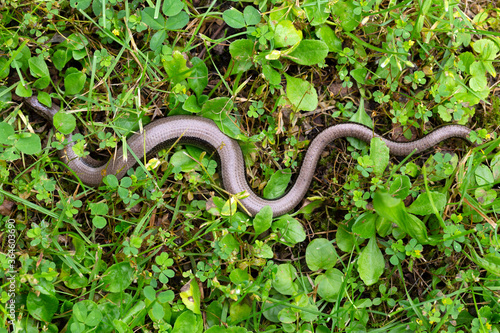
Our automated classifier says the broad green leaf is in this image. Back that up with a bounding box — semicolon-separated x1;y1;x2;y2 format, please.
150;29;167;51
92;216;107;228
285;74;318;111
306;238;338;271
170;150;200;172
28;55;49;78
389;174;411;199
0;57;9;79
331;0;361;32
459;52;475;74
407;191;447;215
303;0;329;26
229;300;252;324
141;7;165;30
15;132;41;154
64;71;86;95
357;236;384;286
274;20;302;48
471;248;500;277
171;311;203;333
188;57;208;98
165;11;189;30
262;64;281;85
336;223;359;252
53;112;76;135
229;269;250;285
164;51;192;85
272;264;298;295
15;83;32;98
373;191;430;244
350;67;367;84
253;205;273;235
273;214;306;245
315;268;344;302
351;212;377;239
70;0;91;10
163;0;183;16
0;122;14;145
263;168;291;199
180;279;201;314
52;49;70;71
101;261;134;292
223;8;245;29
243;6;261;25
200;97;242;138
316;25;343;52
285;40;329;66
262;294;288;323
369;137;389;176
376;216;392;237
183;95;202;113
229;39;254;74
37;91;52;108
27;292;59;322
475;164;494;186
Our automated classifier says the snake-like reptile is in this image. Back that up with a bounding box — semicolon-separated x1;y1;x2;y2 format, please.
26;96;472;217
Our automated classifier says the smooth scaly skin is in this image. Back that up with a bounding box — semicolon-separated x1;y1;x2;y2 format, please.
26;96;472;217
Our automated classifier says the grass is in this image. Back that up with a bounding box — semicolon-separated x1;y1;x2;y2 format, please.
0;0;499;332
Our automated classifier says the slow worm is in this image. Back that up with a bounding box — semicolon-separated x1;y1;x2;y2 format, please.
25;96;472;217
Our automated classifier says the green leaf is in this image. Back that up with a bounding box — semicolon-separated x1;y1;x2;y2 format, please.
316;25;343;52
52;49;69;71
15;132;41;154
101;261;134;292
253;205;273;235
244;6;261;26
37;91;52;108
180;279;201;314
0;57;9;79
284;40;329;66
53;112;76;135
141;7;165;30
306;238;338;271
92;216;107;229
15;82;32;98
188;57;208;98
163;50;192;85
315;268;344;302
64;71;86;95
389;175;411;199
163;0;183;16
171;311;203;333
182;95;202;113
27;292;59;322
263;168;291;199
0;122;15;145
303;0;329;26
285;74;318;111
273;214;306;245
228;39;254;74
272;264;298;295
150;29;167;51
262;65;281;85
223;8;245;29
474;164;494;186
274;20;302;48
350;67;367;84
28;55;49;78
165;11;189;30
331;0;361;32
336;223;359;252
373;191;431;244
229;268;250;285
70;0;91;10
200;98;242;138
170;150;200;172
370;137;389;176
357;236;384;286
407;191;447;215
351;212;377;239
229;300;252;324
